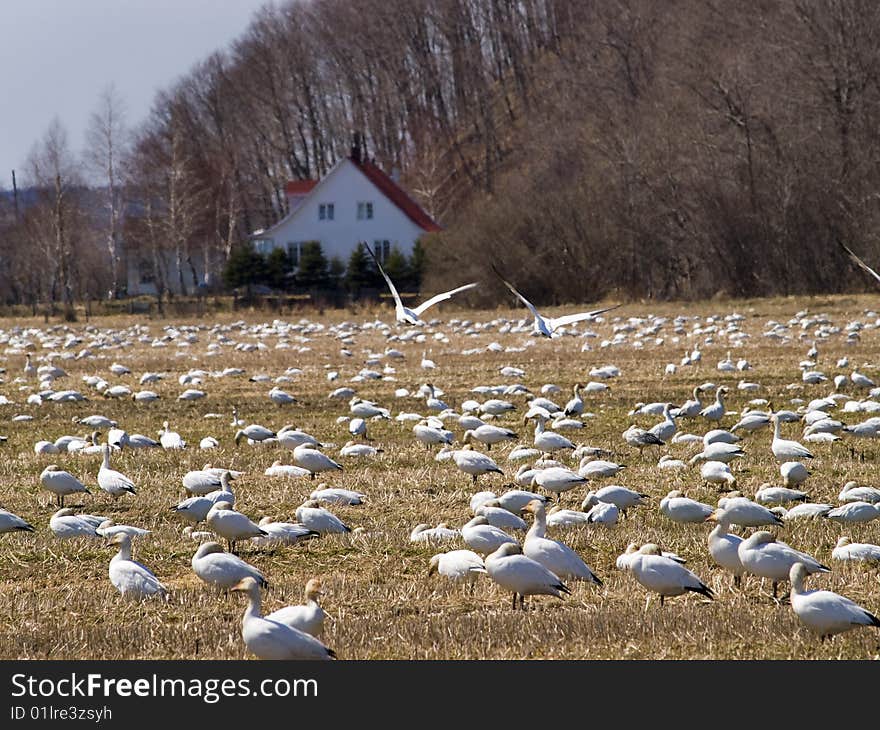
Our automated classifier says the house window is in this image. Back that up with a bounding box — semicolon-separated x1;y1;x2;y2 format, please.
253;238;274;255
319;203;335;221
357;201;374;220
138;259;154;285
287;242;301;268
373;240;391;263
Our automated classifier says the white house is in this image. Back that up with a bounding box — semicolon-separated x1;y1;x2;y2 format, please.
250;150;441;267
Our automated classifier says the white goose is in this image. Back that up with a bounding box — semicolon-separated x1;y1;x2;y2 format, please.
251;517;319;547
483;543;570;610
770;415;813;462
363;241;477;325
292;444;343;480
704;511;745;587
627;544;713;606
832;536;880;564
659;490;713;523
295;500;351;534
206;501;268;554
451;446;504;485
699;386;729;422
0;508;34;534
737;531;829;598
97;443;136;499
789;562;880;640
522;500;602;584
49;508;99;539
265;578;327;637
40;465;91;507
461;515;517;556
107;533;167;600
159;421;186;449
232;577;334;660
492;265;619;337
428;550;487;589
191;542;266;590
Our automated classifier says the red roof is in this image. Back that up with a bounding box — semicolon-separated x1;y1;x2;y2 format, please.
350;157;442;232
285;180;318;196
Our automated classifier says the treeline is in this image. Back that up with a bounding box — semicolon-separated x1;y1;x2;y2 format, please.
3;0;880;315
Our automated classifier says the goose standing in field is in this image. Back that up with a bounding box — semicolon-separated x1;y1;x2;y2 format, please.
49;508;99;539
97;443;136;500
659;490;714;523
714;497;784;528
492;264;619;337
413;420;454;449
563;384;585;417
700;460;737;490
265;578;328;637
234;424;276;446
533;467;587;502
363;241;477;325
699;386;729;422
206;501;268;554
0;508;34;534
191;542;266;590
171;475;236;524
622;424;665;452
770;415;813;462
461;515;517;556
159;421;186;449
451;445;504;485
530;414;576;454
496;490;548;513
704;511;745;587
522;500;602;584
581;495;620;525
277;425;322;450
583;485;649;517
232;577;335;660
789;562;880;640
672;387;703;419
292;443;343;480
295;500;351;534
780;461;810;488
268;386;297;406
648;403;676;444
484;543;570;610
40;465;90;507
428;550;487;590
831;536;880;564
463;425;518;451
627;544;713;607
578;457;626;480
546;505;593;528
688;441;745;465
106;533;167;600
737;531;829;599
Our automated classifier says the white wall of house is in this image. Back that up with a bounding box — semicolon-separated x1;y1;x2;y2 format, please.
252;159;427;266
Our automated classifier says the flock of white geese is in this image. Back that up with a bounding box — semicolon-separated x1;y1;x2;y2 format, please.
3;253;880;658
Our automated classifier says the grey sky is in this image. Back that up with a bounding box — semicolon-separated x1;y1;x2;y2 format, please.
0;0;272;189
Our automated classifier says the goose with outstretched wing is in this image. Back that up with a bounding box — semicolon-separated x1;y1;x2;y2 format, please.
491;264;620;337
362;242;477;325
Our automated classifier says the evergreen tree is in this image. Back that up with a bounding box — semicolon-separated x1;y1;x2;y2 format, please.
265;247;292;290
384;246;410;289
409;239;426;290
344;243;381;294
295;241;329;288
223;242;266;289
328;256;345;290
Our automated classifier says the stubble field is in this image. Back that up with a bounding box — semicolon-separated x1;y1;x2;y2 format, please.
1;294;879;660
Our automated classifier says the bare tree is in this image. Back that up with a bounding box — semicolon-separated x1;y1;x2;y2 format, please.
84;84;129;298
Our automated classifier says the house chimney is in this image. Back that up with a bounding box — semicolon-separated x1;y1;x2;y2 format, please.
351;132;362;164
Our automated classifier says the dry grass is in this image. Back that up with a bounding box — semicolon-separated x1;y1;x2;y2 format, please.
1;294;880;660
